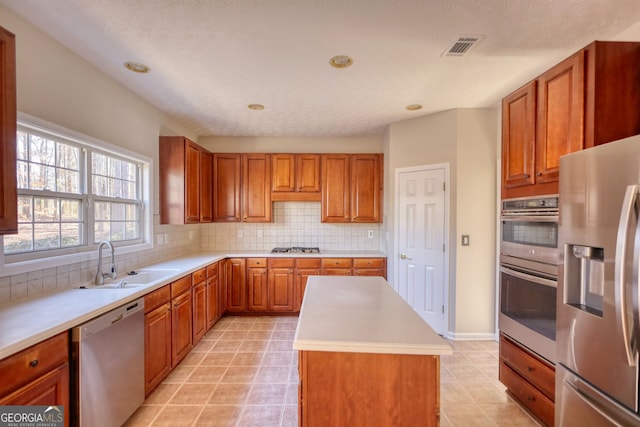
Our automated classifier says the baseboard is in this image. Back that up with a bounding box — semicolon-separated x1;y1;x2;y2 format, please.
445;331;497;341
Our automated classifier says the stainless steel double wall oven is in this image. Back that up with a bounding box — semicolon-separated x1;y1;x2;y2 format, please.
499;195;559;363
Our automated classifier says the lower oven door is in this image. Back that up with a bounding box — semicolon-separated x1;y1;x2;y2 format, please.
499;263;557;363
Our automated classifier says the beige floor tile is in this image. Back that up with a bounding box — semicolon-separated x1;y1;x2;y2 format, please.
240;340;270;351
211;340;243;352
245;330;273;340
219;330;250;341
164;365;195;383
144;383;181;405
267;340;294;351
220;366;259;383
226;322;253;331
443;404;496;427
274;322;296;331
192;340;216;352
194;405;242;427
230;351;264;366
238;405;283;426
464;351;499;365
255;366;291;384
464;383;510;404
187;366;227;383
201;330;224;340
251;322;276;330
479;403;541;426
262;351;294;366
208;383;252;405
150;405;203;427
441;382;475;405
447;364;492;383
281;405;298;427
200;352;235;366
285;383;298;405
271;330;296;340
169;383;217;405
124;405;161;426
179;351;206;366
246;383;288;405
441;351;473;366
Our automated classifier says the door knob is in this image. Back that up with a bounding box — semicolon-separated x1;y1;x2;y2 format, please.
400;253;412;260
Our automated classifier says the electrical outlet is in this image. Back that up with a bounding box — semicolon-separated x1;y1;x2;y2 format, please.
237;230;243;238
368;230;374;238
189;230;194;239
462;235;470;246
257;230;263;238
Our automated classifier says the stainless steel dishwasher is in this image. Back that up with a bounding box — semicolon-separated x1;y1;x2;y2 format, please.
72;298;145;427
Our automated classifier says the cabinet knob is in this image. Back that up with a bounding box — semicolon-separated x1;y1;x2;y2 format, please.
536;172;542;177
524;174;530;178
29;359;39;368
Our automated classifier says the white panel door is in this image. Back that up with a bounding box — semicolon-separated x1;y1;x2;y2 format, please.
397;167;446;334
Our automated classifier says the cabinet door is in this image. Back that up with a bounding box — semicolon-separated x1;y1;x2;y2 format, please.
144;302;172;396
200;150;213;222
206;269;218;329
321;268;352;276
247;267;268;311
295;268;320;311
242;154;271;222
213;153;241;222
502;81;536;193
0;27;16;234
350;154;381;223
297;154;321;192
321;154;350;223
171;290;193;366
272;154;295;192
268;268;294;312
225;258;246;312
536;50;585;185
0;364;70;426
192;281;207;344
185;141;200;223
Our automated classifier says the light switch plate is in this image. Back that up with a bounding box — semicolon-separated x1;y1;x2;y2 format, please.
461;235;470;246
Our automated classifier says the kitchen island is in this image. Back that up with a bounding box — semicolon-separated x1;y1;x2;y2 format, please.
294;276;452;427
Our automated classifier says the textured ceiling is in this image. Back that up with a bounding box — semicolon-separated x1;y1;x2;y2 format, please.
3;0;640;137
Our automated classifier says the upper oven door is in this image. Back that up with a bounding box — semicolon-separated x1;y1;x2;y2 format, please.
501;215;559;264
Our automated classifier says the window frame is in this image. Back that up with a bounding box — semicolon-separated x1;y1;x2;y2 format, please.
0;113;153;275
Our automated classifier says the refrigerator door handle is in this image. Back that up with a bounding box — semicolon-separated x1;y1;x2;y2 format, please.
614;184;638;367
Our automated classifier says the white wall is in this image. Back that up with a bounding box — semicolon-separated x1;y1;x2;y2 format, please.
198;135;382;153
386;108;497;338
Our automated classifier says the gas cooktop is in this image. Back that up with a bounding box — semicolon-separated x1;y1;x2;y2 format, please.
271;247;321;254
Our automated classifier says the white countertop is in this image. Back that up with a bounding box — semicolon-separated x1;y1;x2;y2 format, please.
0;250;386;360
293;276;452;355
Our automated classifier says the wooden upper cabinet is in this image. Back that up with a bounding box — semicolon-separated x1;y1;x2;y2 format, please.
350;154;381;223
159;136;202;224
199;150;213;223
242;154;271;222
502;81;536;193
271;154;321;201
502;41;640;199
322;154;382;223
321;154;350;223
536;50;584;186
0;26;17;234
213;153;241;222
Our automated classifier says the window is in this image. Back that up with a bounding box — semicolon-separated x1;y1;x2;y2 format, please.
3;121;147;258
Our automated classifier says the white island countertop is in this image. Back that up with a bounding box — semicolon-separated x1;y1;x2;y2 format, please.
294;276;453;355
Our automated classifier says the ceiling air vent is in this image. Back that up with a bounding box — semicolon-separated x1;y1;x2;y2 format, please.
442;36;483;57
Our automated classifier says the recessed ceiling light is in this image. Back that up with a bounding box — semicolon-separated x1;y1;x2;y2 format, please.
329;55;353;69
247;104;265;110
124;61;150;73
406;104;423;111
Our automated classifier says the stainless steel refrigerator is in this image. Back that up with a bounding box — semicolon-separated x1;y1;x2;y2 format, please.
557;135;640;426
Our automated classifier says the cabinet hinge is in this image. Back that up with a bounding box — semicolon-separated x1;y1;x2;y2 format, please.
443;182;445;191
442;243;445;252
442;305;445;314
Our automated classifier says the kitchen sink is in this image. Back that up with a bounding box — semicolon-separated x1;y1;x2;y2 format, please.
78;269;179;289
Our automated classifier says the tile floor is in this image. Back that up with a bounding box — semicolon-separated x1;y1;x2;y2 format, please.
124;316;541;427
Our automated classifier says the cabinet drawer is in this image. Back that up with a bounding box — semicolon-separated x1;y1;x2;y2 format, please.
295;258;321;269
247;258;267;268
192;267;207;285
207;262;218;277
171;275;192;298
0;332;69;397
353;258;385;269
500;335;555;400
268;258;295;268
144;285;171;313
321;258;352;268
500;362;555;426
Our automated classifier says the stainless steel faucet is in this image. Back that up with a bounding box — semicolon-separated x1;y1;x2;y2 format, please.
95;240;117;285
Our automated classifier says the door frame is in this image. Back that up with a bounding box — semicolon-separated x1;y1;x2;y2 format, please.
393;163;450;336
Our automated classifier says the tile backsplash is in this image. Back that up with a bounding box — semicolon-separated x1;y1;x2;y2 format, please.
0;202;383;306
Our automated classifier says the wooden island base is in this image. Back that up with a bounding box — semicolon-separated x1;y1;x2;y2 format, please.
298;350;440;426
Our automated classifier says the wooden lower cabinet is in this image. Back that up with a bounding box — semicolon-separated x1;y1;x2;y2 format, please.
353;258;386;279
0;332;70;426
268;259;295;312
206;262;220;329
226;258;247;312
192;281;207;344
247;258;268;311
499;333;555;426
144;300;172;396
321;258;352;276
299;350;440;426
171;276;193;367
295;259;321;311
